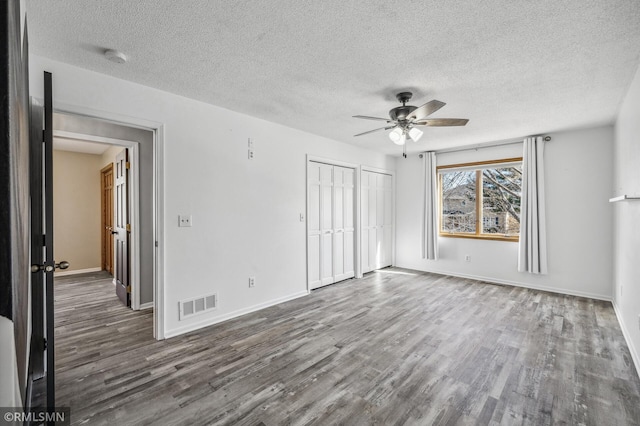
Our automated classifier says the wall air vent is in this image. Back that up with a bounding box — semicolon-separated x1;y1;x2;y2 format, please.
179;293;217;320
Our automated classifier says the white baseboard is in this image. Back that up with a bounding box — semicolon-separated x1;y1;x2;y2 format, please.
54;267;102;277
412;268;612;301
612;300;640;378
164;290;309;339
139;302;154;310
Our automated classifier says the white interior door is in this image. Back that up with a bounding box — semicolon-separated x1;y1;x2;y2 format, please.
333;166;355;282
307;162;322;289
320;164;333;286
308;161;355;290
361;170;394;273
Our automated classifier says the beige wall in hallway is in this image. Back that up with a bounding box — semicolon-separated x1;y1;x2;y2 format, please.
53;150;103;273
101;145;121;168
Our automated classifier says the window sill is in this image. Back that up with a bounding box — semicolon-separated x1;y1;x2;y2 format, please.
439;233;519;242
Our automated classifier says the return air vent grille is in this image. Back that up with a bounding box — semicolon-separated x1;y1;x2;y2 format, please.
179;293;217;320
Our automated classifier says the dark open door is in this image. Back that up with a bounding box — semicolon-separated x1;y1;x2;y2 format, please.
29;71;69;413
114;148;130;306
29;97;45;381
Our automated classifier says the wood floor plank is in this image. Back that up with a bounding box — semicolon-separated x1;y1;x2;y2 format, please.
53;269;640;425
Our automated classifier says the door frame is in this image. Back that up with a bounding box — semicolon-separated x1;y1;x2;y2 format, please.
46;101;165;340
361;165;396;270
306;155;361;292
55;130;141;307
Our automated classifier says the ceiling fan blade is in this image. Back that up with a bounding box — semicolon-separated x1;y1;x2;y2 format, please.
354;126;395;137
353;115;393;122
407;100;446;121
414;118;469;127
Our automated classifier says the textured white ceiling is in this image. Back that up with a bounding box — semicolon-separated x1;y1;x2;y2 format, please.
25;0;640;155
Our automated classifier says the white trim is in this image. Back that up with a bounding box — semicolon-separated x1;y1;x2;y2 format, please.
612;300;640;379
139;302;154;310
414;267;612;301
355;165;362;279
306;155;360;169
153;124;165;339
52;130;142;310
164;290;309;339
361;165;394;176
54;267;101;277
51;101;165;340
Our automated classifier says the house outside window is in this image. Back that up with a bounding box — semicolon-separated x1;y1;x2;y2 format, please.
438;158;522;241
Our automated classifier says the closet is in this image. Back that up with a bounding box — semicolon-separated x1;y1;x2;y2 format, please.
361;170;393;273
307;162;355;290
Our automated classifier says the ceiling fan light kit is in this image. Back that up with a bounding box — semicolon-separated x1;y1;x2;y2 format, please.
353;91;469;152
408;127;423;142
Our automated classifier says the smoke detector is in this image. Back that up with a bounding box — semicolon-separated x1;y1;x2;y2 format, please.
104;49;127;64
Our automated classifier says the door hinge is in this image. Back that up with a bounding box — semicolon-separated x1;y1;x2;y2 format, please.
126;223;131;232
42;129;46;142
42;234;46;247
43;338;47;350
155;241;158;248
126;285;131;293
126;161;131;170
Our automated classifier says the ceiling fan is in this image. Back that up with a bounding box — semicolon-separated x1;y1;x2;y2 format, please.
353;92;469;146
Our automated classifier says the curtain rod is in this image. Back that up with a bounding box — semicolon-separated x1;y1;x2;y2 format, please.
419;135;551;157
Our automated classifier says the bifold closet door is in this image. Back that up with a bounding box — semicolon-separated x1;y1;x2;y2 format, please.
333;166;355;282
361;171;393;273
307;162;355;290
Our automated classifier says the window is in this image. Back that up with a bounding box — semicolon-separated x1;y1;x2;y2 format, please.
438;158;522;241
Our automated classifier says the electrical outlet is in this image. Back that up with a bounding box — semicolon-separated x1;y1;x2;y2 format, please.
249;276;255;288
248;149;254;160
465;255;471;262
178;215;192;227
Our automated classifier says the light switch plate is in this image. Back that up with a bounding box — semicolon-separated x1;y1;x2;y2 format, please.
179;215;192;227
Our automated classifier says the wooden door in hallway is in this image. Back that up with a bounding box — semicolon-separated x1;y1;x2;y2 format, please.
114;149;130;306
101;163;114;275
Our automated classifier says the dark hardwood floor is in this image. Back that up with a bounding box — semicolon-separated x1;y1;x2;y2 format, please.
54;269;640;425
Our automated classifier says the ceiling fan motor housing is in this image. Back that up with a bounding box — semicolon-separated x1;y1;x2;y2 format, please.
389;105;417;121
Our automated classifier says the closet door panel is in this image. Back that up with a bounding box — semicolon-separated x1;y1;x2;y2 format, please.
333;231;345;280
344;230;355;277
361;229;370;274
308;235;320;288
320;233;333;285
369;228;377;270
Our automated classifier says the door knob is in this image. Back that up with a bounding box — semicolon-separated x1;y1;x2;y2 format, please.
55;261;70;270
31;260;70;273
111;230;119;235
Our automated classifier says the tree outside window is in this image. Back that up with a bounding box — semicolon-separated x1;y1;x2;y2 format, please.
439;159;522;241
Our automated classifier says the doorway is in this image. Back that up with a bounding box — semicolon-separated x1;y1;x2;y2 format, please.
52;114;151;311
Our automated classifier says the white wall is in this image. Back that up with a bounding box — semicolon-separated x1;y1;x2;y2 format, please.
29;55;395;337
613;63;640;372
396;125;614;300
